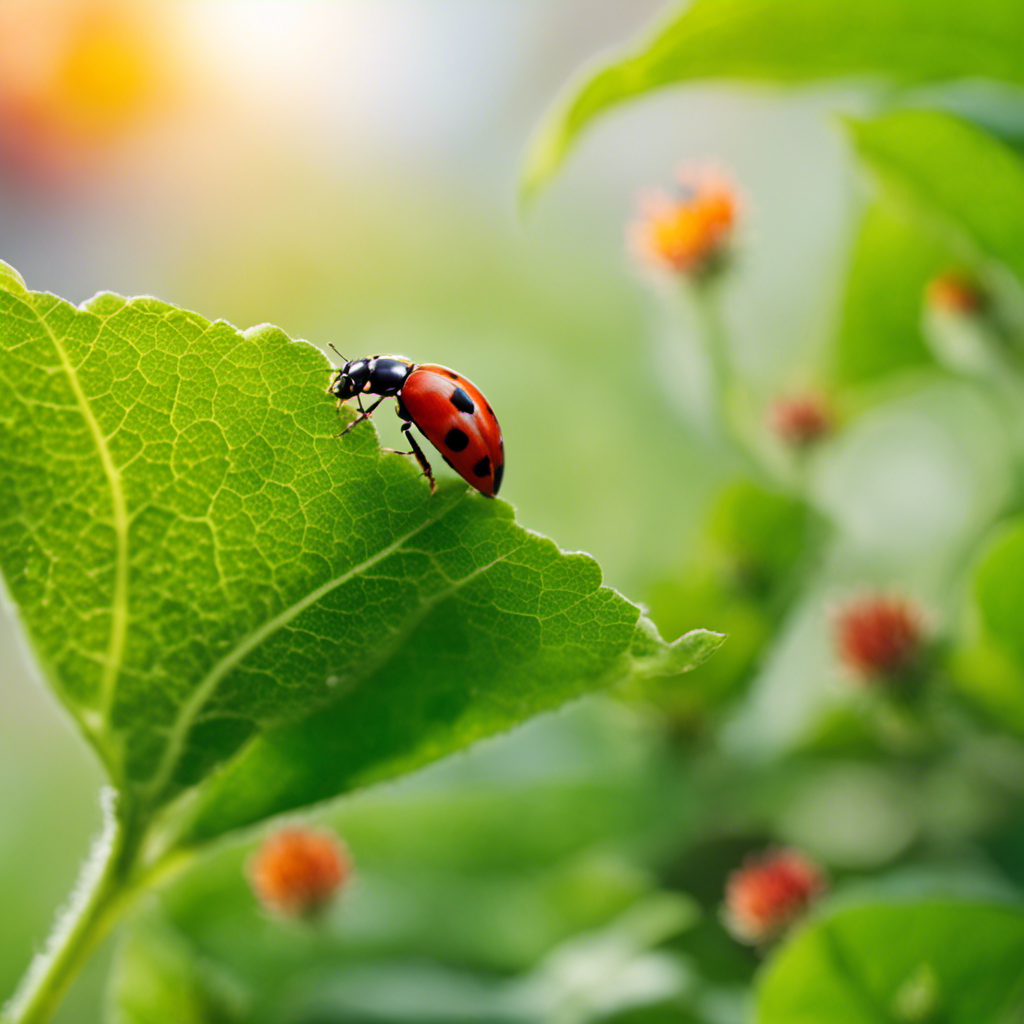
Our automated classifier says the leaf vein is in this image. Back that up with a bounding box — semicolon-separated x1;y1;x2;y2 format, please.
143;494;470;800
32;297;131;729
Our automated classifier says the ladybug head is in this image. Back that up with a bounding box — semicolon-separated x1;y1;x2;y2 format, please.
328;358;371;401
327;370;357;401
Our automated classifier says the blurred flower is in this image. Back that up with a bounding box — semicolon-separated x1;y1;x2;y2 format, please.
630;164;739;281
835;593;924;683
926;272;986;316
248;825;352;919
723;848;824;944
924;271;1012;378
0;0;176;181
768;392;833;449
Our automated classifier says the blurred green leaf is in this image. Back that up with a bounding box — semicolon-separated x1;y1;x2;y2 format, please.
515;894;697;1024
832;201;949;386
643;483;818;723
973;519;1024;666
112;891;696;1024
706;482;818;594
950;640;1024;739
953;519;1024;735
522;0;1024;199
757;900;1024;1023
849;110;1024;290
110;921;245;1024
645;573;773;722
161;846;656;979
0;261;720;853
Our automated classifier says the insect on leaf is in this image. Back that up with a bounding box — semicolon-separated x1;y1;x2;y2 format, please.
0;262;722;846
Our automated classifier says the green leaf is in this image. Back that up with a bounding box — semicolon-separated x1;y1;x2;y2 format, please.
0;261;722;848
848;110;1024;290
522;0;1024;199
948;637;1024;740
832;201;950;386
756;900;1024;1023
960;517;1024;737
110;920;246;1024
706;482;818;592
972;519;1024;667
114;889;695;1024
180;622;721;844
642;483;820;722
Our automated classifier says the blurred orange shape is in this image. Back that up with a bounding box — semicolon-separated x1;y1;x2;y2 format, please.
926;271;986;316
768;393;833;449
630;164;740;280
0;0;175;178
248;825;353;920
723;848;825;944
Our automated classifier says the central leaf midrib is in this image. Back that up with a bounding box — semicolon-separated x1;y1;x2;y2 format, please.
144;494;469;801
32;297;130;733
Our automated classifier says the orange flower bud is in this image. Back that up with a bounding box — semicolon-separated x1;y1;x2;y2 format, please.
835;593;924;682
926;272;986;316
723;848;824;944
630;164;740;280
768;393;833;449
248;825;352;919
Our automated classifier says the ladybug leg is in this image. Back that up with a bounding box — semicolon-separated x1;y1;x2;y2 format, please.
385;399;435;492
335;393;364;420
337;395;386;436
390;421;435;492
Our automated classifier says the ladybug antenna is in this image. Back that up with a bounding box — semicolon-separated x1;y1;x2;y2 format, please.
327;342;347;364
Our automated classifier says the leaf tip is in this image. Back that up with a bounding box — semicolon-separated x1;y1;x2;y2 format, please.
671;628;728;672
631;619;726;679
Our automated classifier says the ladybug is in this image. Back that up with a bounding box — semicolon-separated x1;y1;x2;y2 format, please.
327;348;504;497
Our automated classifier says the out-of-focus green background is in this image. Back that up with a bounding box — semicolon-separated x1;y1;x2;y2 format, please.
5;3;1022;1021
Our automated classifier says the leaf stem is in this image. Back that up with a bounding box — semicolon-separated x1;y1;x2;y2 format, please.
2;792;185;1024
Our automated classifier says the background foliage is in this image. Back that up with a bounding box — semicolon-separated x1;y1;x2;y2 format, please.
4;1;1024;1022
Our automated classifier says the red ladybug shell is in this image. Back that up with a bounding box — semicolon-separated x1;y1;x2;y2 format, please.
400;364;504;496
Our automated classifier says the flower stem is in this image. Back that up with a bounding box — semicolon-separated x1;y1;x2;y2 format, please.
689;281;764;476
2;792;184;1024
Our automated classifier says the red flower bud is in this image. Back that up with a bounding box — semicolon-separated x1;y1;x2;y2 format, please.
926;272;986;316
835;593;924;682
768;393;833;449
723;848;825;944
248;825;352;919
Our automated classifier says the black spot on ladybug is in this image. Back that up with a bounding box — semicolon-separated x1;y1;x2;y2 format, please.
492;462;504;494
473;455;491;478
445;370;459;379
450;387;475;414
486;404;494;416
445;428;469;452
